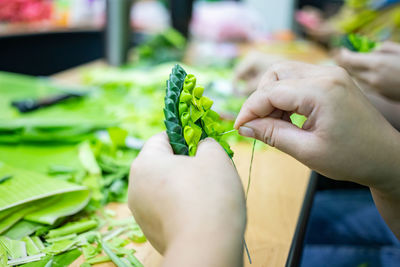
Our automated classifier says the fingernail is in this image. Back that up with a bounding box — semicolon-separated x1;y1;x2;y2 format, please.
238;126;255;138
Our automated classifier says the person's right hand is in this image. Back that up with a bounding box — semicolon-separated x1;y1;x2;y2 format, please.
234;61;400;194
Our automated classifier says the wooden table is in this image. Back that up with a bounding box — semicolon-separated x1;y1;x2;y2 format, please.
52;54;316;266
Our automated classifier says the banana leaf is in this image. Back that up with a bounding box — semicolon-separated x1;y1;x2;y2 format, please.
0;164;87;211
20;248;82;267
0;144;83;178
0;200;51;234
0;71;118;144
0;236;27;259
0;164;90;232
22;237;41;256
4;221;42;240
25;191;90;225
0;240;7;266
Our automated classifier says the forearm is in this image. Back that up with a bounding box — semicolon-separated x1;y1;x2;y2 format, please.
162;225;245;267
369;130;400;239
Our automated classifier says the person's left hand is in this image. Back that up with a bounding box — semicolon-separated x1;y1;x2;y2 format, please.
128;132;246;266
335;41;400;101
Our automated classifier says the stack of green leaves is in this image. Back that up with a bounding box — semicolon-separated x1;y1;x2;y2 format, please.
341;33;378;52
164;65;233;157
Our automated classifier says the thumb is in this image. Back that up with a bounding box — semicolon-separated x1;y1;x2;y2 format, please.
196;137;229;159
140;132;173;156
239;117;311;158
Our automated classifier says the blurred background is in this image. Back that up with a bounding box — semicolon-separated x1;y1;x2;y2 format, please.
2;0;398;75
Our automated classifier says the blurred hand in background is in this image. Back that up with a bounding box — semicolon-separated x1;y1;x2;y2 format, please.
234;51;284;95
335;42;400;101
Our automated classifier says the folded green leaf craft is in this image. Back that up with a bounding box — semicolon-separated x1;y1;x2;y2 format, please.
341;33;378;53
164;65;233;157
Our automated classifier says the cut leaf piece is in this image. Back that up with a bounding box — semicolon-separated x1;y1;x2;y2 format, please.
0;164;87;212
21;237;40;256
47;220;98;238
43;239;77;255
0;236;27;260
25;190;90;225
78;142;101;175
4;221;42;240
7;253;45;266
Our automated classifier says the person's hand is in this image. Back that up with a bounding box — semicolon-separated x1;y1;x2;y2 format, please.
335;41;400;101
234;61;400;192
234;61;400;237
234;51;284;95
128;133;246;267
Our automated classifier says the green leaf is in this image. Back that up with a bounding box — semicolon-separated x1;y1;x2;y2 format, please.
0;239;8;267
86;255;111;264
164;66;233;158
6;253;46;266
21;237;40;256
0;174;12;184
0;164;87;212
19;254;52;267
127;253;144;267
46;234;77;244
290;113;307;128
0;236;27;260
164;64;188;155
31;237;45;251
0;199;52;234
98;239;129;267
341;34;377;53
43;239;76;255
82;244;100;260
108;127;128;148
47;220;98;238
25;190;90;225
4;220;42;241
78;142;101;175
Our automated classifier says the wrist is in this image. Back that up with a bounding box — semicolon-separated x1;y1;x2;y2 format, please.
164;223;245;267
162;213;246;267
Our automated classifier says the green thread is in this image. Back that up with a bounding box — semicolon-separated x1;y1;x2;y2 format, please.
246;139;256;200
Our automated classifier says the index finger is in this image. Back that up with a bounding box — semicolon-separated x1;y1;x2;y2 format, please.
234;79;315;129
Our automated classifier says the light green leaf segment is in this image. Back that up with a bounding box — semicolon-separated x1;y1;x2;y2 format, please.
0;163;90;234
164;64;233;157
